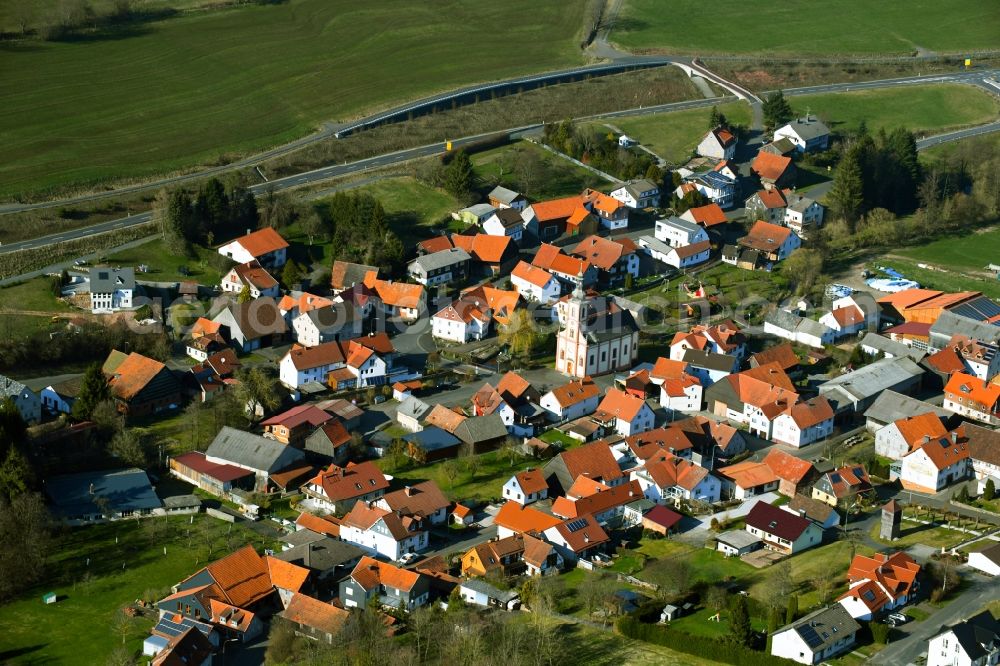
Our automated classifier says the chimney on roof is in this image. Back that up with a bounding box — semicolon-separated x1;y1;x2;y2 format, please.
246;228;251;236
923;435;931;444
89;483;95;495
405;486;414;497
951;431;957;444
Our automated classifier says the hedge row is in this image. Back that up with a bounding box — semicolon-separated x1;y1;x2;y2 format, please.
0;223;156;280
615;616;797;666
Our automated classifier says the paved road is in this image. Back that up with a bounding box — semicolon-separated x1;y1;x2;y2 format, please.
871;573;1000;666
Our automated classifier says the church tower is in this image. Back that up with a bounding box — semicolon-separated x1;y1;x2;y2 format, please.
557;273;588;377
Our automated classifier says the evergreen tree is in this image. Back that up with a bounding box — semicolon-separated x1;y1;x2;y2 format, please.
237;285;252;304
72;363;111;421
443;150;475;199
829;148;865;226
281;260;305;289
728;594;753;648
709;105;729;130
984;479;996;502
227;181;259;237
194;178;230;241
762;90;794;131
785;595;798;624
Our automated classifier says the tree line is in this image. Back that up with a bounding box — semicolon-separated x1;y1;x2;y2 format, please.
154;177;258;256
314;191;406;274
542;119;661;182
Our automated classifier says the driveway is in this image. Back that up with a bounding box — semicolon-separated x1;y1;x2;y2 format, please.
692;492;779;531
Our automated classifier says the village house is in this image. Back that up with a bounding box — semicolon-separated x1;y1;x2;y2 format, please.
278;334;394;390
781;493;841;531
375;481;450;526
212;297;287;353
943;372;1000;426
680;202;728;228
967;423;1000;494
330;261;377;295
510;261;562;304
717;460;780;500
45;468;164;524
487;185;528;211
406;247;471;287
681;349;740;387
169;451;255;497
655;216;710;250
640;235;711;269
745;189;787;225
745;501;822;554
540;376;601;422
278;594;350;644
404;426;462;463
770;605;860;665
102;350;183;416
451;233;519;278
532;243;598;291
261;404;333;446
762;449;819;497
482;208;531;242
89;266;135;313
543;439;625;495
819;356;925;415
339;503;428;561
493;501;563;539
783;190;825;237
631;453;721;503
217;227;289;268
220;261;280;299
926;611;1000;666
697;127;737;160
366;277;426;324
610;178;660;209
502;469;549;505
582;188;630;230
837;551;921;621
670;321;746;361
301;461;389;514
676;171;736;209
569;235;640;288
592;388;655;437
302;418;353;465
774;116;831;153
1;375;41;423
751;152;796;190
431;299;491;343
874;412;949;460
339;557;430;611
542;514;610;563
763;310;835;349
291;303;364;347
397;396;432;432
659;373;703;416
898;427;971;493
739;220;801;264
812;465;874;507
521;196;597;241
819;305;867;339
551;477;645;526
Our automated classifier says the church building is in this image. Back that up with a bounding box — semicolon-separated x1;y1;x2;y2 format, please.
555;281;639;378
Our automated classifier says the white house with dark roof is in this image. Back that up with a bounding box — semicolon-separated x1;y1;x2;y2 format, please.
771;605;860;665
774;116;831;153
482;208;529;242
89;267;135;313
655;216;709;248
1;375;41;423
927;611;1000;666
611;179;660;209
407;247;471;287
697;127;737;160
487;186;528;211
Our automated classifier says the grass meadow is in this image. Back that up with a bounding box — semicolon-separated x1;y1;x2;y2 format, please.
0;515;278;664
612;0;1000;55
0;0;588;199
790;84;1000;136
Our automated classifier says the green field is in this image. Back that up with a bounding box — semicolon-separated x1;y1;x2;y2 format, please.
0;0;588;199
792;85;1000;136
613;0;1000;54
896;226;1000;272
472;142;607;200
104;237;228;284
0;516;277;665
0;277;73;340
597;103;751;165
873;257;1000;301
388;448;526;504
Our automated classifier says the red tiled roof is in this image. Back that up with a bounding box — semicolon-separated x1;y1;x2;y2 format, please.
560;440;623;484
107;352;168;401
306;461;388;502
547;377;600;407
828;305;865;328
261;404;332;429
927;348;967;375
494;501;562;534
718;460;778;489
281;593;350;635
229;227;289;257
685;203;727;227
739;220;793;253
199;545;274;609
530;196;583;222
350;556;421;592
892;412;948;449
513;468;549;495
752;152;793;182
746;501;811;541
417;236;455;254
548;514;610;553
944;372;1000;411
570;235;634;271
451;233;513;264
266;556;310;593
295;512;341;538
762;449;815;484
512;260;555;289
594;388;648;422
173;451;254;483
552;479;644;519
754;188;786;209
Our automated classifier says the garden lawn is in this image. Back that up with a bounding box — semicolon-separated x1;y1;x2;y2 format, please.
388;449;524;503
0;276;73;312
0;516;276;665
790;85;1000;136
664;606;767;639
543;617;717;666
539;428;581;449
612;0;1000;55
598;103;750;165
745;541;876;609
869;520;968;550
636;539;756;587
0;0;588;198
103;237;227;285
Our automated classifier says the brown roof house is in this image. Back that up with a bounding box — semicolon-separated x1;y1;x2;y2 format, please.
102;350;182;416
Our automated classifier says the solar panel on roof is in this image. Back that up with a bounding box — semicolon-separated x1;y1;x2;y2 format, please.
797;623;823;648
852;467;864;478
566;518;589;532
862;589;876;602
830;473;842;484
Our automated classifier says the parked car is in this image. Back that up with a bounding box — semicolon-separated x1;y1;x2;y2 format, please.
887;612;909;625
399;552;419;565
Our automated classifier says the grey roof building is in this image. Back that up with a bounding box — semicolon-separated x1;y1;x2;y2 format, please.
276;536;365;580
89;266;135;294
771;604;860;663
0;374;40;423
404;426;462;454
488;186;526;207
44;468;162;522
934;612;1000;665
682;348;740;373
819;356;925;414
407;247;471;286
858;332;925;362
779;117;831;142
930;311;1000;352
206;426;306;480
453;414;509;453
398;396;432;423
863;390;950;432
460;578;520;609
